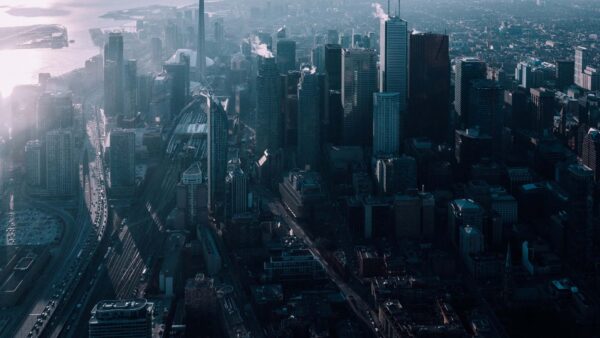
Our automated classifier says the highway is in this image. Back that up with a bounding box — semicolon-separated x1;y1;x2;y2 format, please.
10;102;105;338
42;100;109;338
10;98;109;338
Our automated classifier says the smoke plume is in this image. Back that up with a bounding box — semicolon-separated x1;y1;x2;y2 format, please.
250;36;273;58
372;3;389;21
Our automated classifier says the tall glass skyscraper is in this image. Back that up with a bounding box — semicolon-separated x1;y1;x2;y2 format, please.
256;57;282;154
379;16;408;112
297;69;321;170
207;94;228;214
373;92;401;156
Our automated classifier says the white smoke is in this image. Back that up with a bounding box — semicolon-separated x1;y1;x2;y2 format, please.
250;36;273;58
371;3;389;21
300;65;317;75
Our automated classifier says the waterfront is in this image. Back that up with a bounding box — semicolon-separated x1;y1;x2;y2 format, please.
0;0;193;97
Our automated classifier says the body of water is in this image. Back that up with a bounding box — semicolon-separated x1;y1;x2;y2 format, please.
0;0;193;97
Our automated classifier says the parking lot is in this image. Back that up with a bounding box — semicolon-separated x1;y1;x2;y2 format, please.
0;209;63;246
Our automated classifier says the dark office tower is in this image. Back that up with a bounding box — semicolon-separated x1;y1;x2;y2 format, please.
284;71;301;148
556;60;575;90
256;57;282;154
124;60;138;118
207;94;228;215
227;166;248;216
276;39;296;74
455;57;487;127
582;128;600;181
562;164;594;266
150;37;162;68
318;74;330;146
297;69;321;170
325;44;342;91
25;140;43;187
328;90;344;145
380;16;408;112
182;162;205;226
373;93;401;156
311;45;325;72
327;29;339;44
164;57;190;118
196;0;206;78
467;80;503;137
506;87;530;130
408;33;450;142
36;92;74;136
137;73;154;116
530;87;555;133
46;129;74;197
454;129;493;167
341;48;378;146
109;129;135;188
104;32;124;117
89;299;152;338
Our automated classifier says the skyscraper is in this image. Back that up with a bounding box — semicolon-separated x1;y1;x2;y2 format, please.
164;55;190;118
324;44;342;92
196;0;206;78
467;79;503;137
373;92;400;155
36;92;74;137
582;128;600;181
256;57;282;154
297;68;321;170
575;46;590;88
454;57;487;127
124;59;138;118
104;32;124;117
182;162;205;226
555;59;575;90
529;87;554;133
45;129;74;196
379;15;408;112
25;140;43;187
341;48;378;147
227;166;249;215
408;33;450;142
276;39;296;74
311;45;325;73
207;94;228;214
109;129;136;189
562;164;594;266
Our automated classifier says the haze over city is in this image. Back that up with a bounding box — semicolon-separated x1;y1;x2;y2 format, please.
0;0;599;337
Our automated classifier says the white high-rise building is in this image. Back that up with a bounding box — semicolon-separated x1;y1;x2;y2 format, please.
373;92;400;155
575;46;590;88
